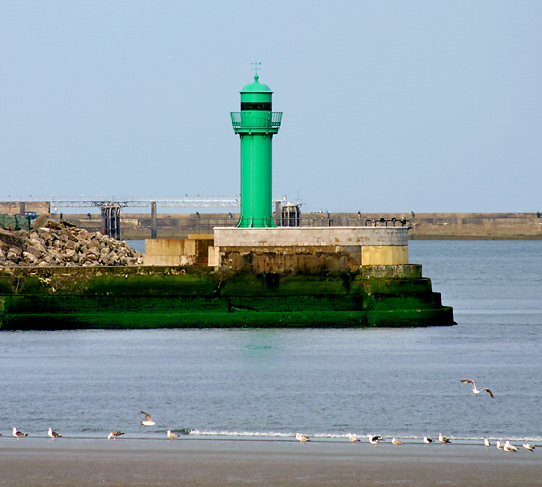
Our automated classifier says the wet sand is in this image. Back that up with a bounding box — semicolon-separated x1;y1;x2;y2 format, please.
0;437;540;486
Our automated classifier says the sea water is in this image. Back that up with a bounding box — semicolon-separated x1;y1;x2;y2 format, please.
0;240;541;443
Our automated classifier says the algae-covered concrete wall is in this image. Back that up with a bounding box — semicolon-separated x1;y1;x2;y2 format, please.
0;265;454;329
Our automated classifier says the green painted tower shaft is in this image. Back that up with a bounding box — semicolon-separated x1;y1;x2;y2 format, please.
239;134;273;227
231;74;282;228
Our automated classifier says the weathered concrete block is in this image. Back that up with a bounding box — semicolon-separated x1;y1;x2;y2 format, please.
361;245;408;265
214;227;409;247
212;227;409;270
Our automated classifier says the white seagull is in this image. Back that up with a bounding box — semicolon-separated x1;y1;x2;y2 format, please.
140;411;156;426
423;436;433;444
438;433;451;444
167;430;179;440
48;428;62;439
108;430;124;440
484;438;491;447
392;438;404;445
296;433;310;442
523;443;536;452
503;441;518;453
460;379;494;398
347;433;360;442
496;440;504;450
13;427;28;439
366;434;383;445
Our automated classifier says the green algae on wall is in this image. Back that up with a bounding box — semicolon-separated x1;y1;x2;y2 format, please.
0;265;455;329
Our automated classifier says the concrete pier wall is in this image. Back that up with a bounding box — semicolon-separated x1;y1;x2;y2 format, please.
213;227;408;246
145;236;213;266
210;227;409;271
0;265;454;329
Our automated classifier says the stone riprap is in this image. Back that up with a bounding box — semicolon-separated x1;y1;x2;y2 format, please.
0;218;142;267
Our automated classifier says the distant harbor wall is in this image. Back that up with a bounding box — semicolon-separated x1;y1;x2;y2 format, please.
58;212;542;240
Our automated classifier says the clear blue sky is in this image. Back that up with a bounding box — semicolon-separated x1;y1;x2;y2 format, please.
1;1;541;213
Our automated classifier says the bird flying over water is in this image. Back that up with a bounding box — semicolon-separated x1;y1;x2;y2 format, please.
167;430;179;439
140;411;156;426
438;433;451;444
108;430;124;440
296;433;310;442
366;434;383;445
48;428;61;439
460;379;494;398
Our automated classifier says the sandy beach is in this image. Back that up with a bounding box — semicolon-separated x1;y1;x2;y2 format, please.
0;437;540;486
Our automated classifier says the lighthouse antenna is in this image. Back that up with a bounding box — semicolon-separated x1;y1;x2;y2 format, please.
251;60;262;80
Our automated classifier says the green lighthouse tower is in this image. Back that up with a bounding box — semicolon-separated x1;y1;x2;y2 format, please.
231;71;282;227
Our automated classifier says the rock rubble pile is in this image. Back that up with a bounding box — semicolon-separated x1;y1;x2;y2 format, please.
0;218;143;267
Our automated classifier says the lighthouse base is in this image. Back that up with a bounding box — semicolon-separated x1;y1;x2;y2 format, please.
236;217;276;228
210;226;409;271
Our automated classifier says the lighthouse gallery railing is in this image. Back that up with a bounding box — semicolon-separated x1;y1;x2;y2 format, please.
230;112;282;129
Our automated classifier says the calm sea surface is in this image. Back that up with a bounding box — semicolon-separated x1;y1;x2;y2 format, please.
1;240;541;443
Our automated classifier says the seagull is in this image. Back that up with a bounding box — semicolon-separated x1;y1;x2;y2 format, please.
48;428;62;439
392;438;404;445
423;436;433;444
438;433;451;444
460;379;494;398
347;433;360;442
13;428;28;438
167;430;179;440
296;433;310;443
484;438;491;447
496;440;504;450
503;441;518;453
140;411;156;426
366;434;383;445
523;443;536;452
108;430;124;440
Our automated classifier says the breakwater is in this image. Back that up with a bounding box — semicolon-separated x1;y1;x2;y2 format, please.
0;265;454;329
58;212;542;240
0;219;142;267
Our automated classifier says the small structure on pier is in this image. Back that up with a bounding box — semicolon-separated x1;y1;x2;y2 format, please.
101;204;121;240
280;203;301;227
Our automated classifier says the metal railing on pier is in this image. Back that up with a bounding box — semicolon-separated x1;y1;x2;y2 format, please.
364;217;411;228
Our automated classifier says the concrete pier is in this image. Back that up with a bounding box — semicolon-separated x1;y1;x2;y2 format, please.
0;265;454;329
